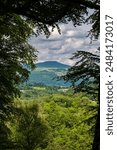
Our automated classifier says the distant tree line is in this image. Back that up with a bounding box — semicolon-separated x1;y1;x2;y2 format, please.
0;1;100;149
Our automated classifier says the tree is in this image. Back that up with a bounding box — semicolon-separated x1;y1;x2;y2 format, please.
0;0;100;38
0;1;100;149
42;94;98;150
63;49;100;150
0;14;37;149
9;102;49;150
0;1;100;110
63;49;100;96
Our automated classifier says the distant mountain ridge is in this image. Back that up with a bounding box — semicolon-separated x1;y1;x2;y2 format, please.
36;61;70;69
26;61;71;86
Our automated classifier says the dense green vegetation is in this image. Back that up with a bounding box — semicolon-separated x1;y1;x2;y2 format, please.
20;84;72;99
0;1;100;149
63;50;100;149
7;87;98;150
0;14;36;149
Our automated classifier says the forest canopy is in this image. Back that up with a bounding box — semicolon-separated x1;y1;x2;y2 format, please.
0;0;100;38
0;0;100;150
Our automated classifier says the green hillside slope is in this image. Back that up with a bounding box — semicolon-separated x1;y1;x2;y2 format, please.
26;61;71;86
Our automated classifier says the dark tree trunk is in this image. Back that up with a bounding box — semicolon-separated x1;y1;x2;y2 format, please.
92;106;100;150
92;88;100;150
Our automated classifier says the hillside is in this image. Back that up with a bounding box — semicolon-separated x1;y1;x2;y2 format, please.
36;61;70;68
26;61;71;86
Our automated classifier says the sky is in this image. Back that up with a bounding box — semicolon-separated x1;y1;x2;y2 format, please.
29;22;99;66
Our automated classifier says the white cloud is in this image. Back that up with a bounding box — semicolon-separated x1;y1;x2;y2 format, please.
29;22;99;66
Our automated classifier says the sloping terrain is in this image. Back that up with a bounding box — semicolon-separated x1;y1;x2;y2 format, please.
27;61;71;86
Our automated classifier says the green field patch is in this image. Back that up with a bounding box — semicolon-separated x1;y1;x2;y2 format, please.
33;87;46;90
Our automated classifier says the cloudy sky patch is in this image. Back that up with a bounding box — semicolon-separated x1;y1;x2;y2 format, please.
29;22;99;66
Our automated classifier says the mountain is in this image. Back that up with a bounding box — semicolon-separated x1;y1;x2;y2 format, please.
36;61;70;69
26;61;71;87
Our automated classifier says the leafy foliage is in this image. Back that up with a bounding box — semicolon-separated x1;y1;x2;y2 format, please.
42;93;98;150
0;0;100;39
62;49;100;150
0;14;37;149
7;92;98;150
0;14;36;112
0;1;100;149
63;49;100;97
8;101;49;150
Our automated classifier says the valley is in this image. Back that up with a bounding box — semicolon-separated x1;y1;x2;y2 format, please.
12;61;98;150
26;61;71;86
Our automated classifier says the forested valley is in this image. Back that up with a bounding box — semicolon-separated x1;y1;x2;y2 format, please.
0;0;100;150
7;83;98;150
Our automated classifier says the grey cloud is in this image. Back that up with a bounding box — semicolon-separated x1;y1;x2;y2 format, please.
29;22;99;66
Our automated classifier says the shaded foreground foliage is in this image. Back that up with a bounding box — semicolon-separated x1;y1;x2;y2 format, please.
9;103;49;150
0;0;100;149
63;49;100;150
0;0;100;39
0;14;37;149
63;49;100;96
7;92;98;150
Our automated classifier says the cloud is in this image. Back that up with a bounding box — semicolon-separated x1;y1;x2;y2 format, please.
29;22;99;66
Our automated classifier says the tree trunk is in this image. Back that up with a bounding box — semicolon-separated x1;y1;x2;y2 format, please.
92;88;100;150
92;106;100;150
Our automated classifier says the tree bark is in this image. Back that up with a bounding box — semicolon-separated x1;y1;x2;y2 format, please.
92;88;100;150
92;106;100;150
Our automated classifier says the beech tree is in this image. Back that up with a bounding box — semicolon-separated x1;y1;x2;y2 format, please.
0;0;100;38
9;103;49;150
0;0;100;149
0;14;37;149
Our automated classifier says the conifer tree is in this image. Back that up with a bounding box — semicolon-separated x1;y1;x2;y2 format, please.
0;1;100;149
